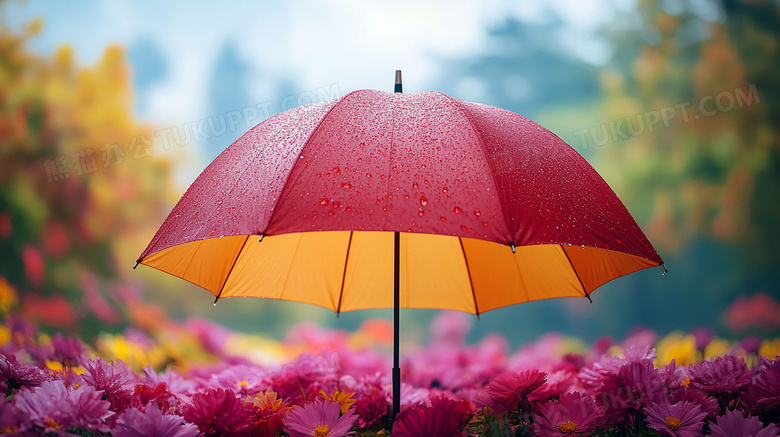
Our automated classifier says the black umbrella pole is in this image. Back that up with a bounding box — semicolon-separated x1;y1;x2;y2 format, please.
392;231;401;418
392;71;402;419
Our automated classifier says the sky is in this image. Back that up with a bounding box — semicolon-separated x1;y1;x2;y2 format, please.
5;1;616;130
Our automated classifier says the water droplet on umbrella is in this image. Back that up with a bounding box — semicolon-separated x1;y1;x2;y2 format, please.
412;182;418;188
482;222;488;227
454;207;462;214
342;183;351;189
474;209;481;217
461;225;468;231
440;216;446;221
418;210;424;216
320;199;328;205
420;197;428;207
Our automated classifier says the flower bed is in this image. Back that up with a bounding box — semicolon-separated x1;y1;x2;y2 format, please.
1;312;779;436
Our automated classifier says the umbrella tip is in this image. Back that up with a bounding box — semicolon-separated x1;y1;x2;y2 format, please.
394;70;402;93
133;261;139;270
661;264;668;275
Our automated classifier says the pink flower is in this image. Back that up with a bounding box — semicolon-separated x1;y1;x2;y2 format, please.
114;402;200;437
284;398;357;437
644;399;706;437
430;311;472;346
391;394;470;437
529;369;578;402
0;350;48;393
14;379;113;433
533;392;604;437
182;387;256;436
687;355;752;399
709;409;779;437
344;373;389;427
142;365;197;398
185;317;231;355
82;357;139;412
481;370;546;414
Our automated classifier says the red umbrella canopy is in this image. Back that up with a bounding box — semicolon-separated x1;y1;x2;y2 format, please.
138;89;663;313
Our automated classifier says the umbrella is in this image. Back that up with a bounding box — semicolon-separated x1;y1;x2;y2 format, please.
136;71;664;417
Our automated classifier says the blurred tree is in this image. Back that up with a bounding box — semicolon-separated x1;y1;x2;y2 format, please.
583;0;779;334
0;15;177;335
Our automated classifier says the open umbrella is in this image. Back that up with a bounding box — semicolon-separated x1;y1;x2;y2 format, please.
136;71;664;416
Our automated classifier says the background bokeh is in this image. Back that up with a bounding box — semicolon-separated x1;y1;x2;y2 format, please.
1;0;778;348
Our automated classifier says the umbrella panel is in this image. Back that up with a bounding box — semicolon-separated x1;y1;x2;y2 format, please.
141;231;657;314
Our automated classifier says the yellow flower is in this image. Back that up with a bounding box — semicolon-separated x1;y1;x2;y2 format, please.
656;332;697;367
320;388;356;414
250;389;284;411
759;339;780;359
704;339;731;360
0;326;10;347
46;360;64;373
0;276;18;313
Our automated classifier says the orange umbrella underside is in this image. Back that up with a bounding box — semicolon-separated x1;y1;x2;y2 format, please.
141;232;658;315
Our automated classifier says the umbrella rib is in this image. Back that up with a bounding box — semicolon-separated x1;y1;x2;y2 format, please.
458;237;480;319
335;231;354;317
560;245;592;302
439;92;513;244
214;235;251;304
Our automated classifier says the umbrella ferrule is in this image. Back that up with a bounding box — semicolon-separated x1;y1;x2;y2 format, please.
510;244;516;253
258;234;264;243
394;70;402;93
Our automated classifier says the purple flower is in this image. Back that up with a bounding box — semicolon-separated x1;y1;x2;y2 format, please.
0;397;22;434
748;356;780;411
739;337;763;355
14;379;113;433
0;350;48;394
51;332;86;366
81;357;139;412
580;346;655;391
182;387;256;436
114;402;200;437
284;399;358;437
687;355;752;400
533;392;604;437
691;328;715;351
645;399;706;437
669;388;719;419
709;409;779;437
599;359;666;412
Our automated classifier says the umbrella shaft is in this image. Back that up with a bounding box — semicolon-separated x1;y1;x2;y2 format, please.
393;231;401;417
